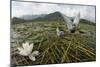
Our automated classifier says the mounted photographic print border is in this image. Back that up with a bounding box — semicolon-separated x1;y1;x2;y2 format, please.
10;0;96;66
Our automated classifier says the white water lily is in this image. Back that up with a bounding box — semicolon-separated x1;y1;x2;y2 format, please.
17;42;39;61
56;27;64;37
29;51;39;61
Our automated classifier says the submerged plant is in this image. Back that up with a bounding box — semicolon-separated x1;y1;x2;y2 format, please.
17;42;40;61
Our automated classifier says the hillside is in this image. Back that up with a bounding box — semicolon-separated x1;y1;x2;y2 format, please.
20;14;46;20
11;17;26;24
12;12;95;25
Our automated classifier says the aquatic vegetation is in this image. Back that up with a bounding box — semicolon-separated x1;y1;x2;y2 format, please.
11;21;96;65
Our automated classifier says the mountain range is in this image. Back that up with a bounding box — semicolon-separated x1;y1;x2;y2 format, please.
12;11;95;25
20;14;46;20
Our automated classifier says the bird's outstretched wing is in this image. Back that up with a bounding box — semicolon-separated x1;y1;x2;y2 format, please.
61;14;73;30
73;12;80;27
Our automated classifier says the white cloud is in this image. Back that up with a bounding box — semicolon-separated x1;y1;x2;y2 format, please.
12;1;95;22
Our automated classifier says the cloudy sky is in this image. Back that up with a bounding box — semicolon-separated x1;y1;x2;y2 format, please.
12;1;96;22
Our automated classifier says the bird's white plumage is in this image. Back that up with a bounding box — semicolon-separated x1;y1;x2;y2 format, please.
73;12;80;27
61;12;80;33
61;14;73;30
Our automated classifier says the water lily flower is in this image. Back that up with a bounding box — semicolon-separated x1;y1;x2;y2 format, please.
29;51;39;61
56;27;64;37
17;42;39;61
